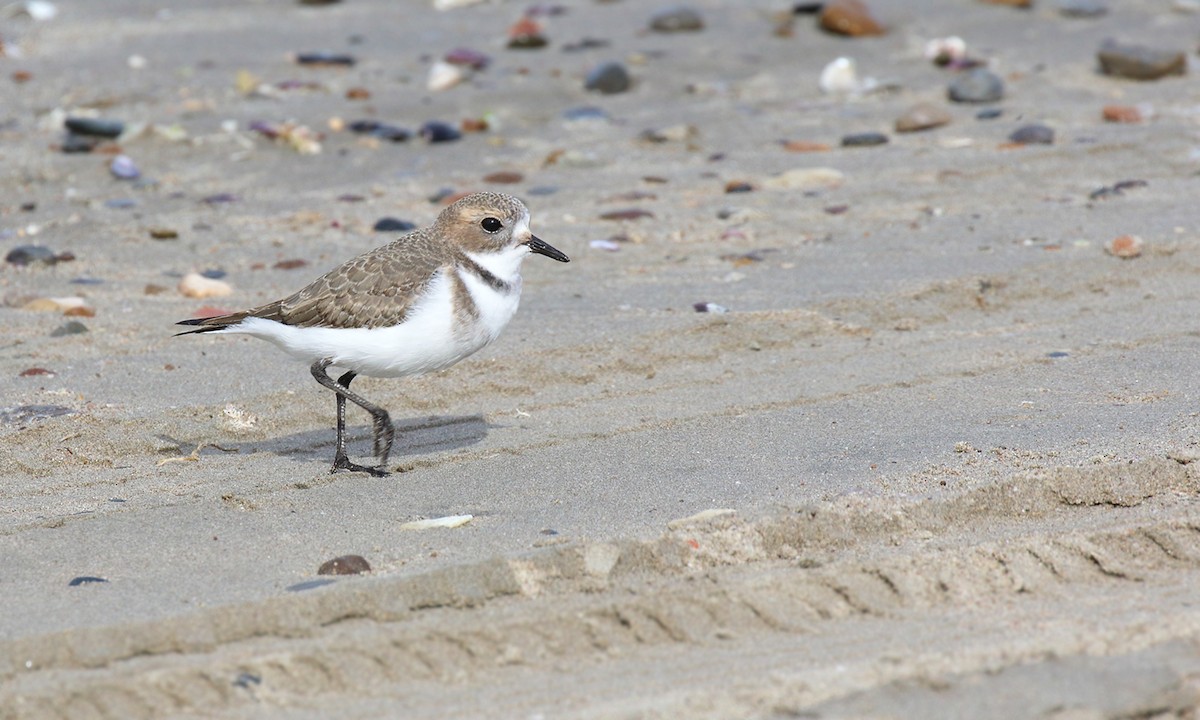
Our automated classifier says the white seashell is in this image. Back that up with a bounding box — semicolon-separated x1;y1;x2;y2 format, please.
819;57;860;94
762;167;846;191
433;0;486;9
923;36;966;63
400;514;473;530
427;60;467;91
22;296;87;312
178;272;232;299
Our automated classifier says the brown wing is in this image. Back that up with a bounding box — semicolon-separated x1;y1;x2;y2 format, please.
176;232;448;334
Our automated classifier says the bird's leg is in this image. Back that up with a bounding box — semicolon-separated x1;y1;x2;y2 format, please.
310;359;394;477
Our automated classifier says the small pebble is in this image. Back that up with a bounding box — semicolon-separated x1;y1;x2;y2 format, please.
1102;104;1145;123
60;134;100;154
948;68;1004;103
345;86;371;100
640;124;696;144
782;140;831;153
149;227;179;240
202;193;238;205
232;672;262;689
507;17;548;49
444;47;491;70
648;6;704;32
1046;351;1071;359
109;155;140;180
842;131;888;147
419;120;462;143
1058;0;1107;17
373;217;417;233
693;302;728;314
348;120;411;142
179;272;233;299
19;367;56;377
1097;39;1186;80
105;198;137;209
23;296;88;313
1106;234;1144;258
599;208;654;221
562;106;611;123
67;576;108;587
64;117;124;138
725;181;755;193
762;167;845;190
895;102;952;132
585;61;631;94
50;321;88;337
295;51;356;66
317;554;372;576
1008;124;1054;144
273;259;308;270
483;171;523;184
975;108;1004;120
6;244;60;266
819;0;885;36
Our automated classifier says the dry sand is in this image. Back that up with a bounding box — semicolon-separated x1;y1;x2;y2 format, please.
3;0;1200;717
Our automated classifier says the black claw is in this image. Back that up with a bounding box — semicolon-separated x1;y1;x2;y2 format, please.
332;454;390;477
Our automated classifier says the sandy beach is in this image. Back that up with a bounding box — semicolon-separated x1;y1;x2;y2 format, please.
3;0;1200;717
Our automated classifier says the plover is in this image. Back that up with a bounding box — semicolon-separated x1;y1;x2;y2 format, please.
177;192;569;476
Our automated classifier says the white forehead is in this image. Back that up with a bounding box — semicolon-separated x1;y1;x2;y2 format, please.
510;208;531;238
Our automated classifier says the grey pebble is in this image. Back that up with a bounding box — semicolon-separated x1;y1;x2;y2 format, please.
948;68;1004;103
51;321;89;337
585;62;631;94
976;108;1004;120
109;155;140;180
649;6;704;32
562;106;611;123
842;132;889;147
1097;39;1186;80
1009;124;1055;144
6;244;58;266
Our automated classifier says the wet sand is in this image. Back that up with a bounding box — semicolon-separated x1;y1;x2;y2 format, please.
3;1;1200;717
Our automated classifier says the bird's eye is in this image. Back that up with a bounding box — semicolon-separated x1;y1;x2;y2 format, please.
480;217;503;233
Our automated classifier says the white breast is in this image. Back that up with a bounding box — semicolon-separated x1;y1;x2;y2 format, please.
229;270;498;378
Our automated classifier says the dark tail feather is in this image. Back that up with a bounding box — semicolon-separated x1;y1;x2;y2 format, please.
175;312;250;336
176;301;283;336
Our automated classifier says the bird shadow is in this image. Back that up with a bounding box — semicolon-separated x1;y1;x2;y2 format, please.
164;414;492;471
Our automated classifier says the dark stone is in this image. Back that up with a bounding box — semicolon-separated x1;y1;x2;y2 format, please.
68;576;108;586
295;51;356;66
1008;124;1055;144
585;62;631;94
419;121;462;143
317;554;372;576
6;244;58;266
64;117;124;138
841;131;889;147
373;217;417;233
976;108;1004;120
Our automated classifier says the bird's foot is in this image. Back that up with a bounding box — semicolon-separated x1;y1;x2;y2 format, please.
331;454;390;477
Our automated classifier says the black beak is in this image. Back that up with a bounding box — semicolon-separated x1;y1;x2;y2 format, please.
526;235;570;263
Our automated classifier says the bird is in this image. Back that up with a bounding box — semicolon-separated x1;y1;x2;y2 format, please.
176;192;570;477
